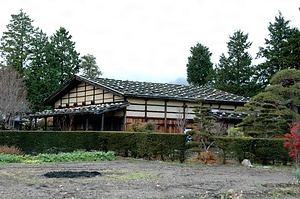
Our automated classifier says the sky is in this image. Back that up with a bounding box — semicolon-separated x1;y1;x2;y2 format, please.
1;0;300;84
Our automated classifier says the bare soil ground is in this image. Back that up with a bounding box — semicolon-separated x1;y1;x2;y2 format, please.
0;159;299;199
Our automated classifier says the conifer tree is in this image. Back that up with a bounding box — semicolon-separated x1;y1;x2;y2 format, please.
186;43;214;86
48;27;80;85
214;30;258;97
187;98;216;163
79;54;102;79
25;30;54;112
257;12;300;88
237;69;300;137
0;9;36;75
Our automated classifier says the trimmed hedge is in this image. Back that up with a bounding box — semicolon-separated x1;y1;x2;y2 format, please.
215;137;291;165
0;131;186;162
0;131;291;164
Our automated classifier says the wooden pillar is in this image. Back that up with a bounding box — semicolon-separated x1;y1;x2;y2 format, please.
101;114;104;131
34;117;37;130
111;112;115;130
164;100;168;133
123;108;127;131
144;98;148;122
44;117;47;130
85;117;89;131
29;117;33;130
182;102;187;133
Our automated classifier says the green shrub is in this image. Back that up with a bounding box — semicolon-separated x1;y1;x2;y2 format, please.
129;122;157;132
0;130;186;162
253;138;289;165
227;127;244;137
215;137;254;163
0;151;115;164
215;137;290;164
295;168;300;182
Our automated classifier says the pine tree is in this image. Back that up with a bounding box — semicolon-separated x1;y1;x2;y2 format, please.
25;30;54;112
186;43;214;86
257;12;300;88
0;9;37;75
79;54;102;79
237;69;300;138
48;27;80;85
214;30;258;97
187;98;216;163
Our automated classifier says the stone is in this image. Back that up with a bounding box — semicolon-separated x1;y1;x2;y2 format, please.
241;159;253;168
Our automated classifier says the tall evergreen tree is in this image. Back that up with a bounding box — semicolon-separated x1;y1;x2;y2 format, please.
186;43;214;86
49;27;80;85
79;54;102;79
25;30;54;112
0;9;36;75
214;30;258;97
256;12;300;88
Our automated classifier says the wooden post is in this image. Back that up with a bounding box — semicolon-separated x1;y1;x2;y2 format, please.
164;100;168;133
44;117;47;130
144;98;148;122
101;114;104;131
123;111;127;131
34;117;37;130
85;117;89;131
183;102;186;133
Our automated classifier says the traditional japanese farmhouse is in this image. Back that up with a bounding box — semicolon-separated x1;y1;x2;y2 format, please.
32;75;249;133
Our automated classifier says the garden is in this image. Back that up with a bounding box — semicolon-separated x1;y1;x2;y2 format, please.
0;127;299;199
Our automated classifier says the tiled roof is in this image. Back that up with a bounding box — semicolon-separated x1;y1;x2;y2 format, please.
31;102;129;117
80;76;249;104
210;111;248;121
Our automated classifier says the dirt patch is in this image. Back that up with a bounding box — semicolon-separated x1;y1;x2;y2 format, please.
0;160;299;199
44;171;101;178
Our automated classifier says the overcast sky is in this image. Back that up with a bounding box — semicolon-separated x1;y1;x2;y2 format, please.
1;0;300;84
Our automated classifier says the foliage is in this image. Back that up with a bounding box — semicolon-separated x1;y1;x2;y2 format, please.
0;66;29;129
214;30;259;97
227;127;244;137
268;69;300;116
48;27;80;85
215;137;290;164
0;130;186;162
187;98;216;164
284;123;300;166
0;10;82;112
186;42;214;86
254;138;290;165
0;9;36;75
0;151;115;164
256;12;300;88
129;122;157;133
221;189;243;199
237;95;292;137
25;30;53;112
295;168;300;182
79;54;102;79
236;69;300;137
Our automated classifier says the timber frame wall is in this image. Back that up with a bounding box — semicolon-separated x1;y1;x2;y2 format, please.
54;82;124;108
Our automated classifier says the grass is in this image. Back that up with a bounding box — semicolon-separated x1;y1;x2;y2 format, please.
0;150;116;164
